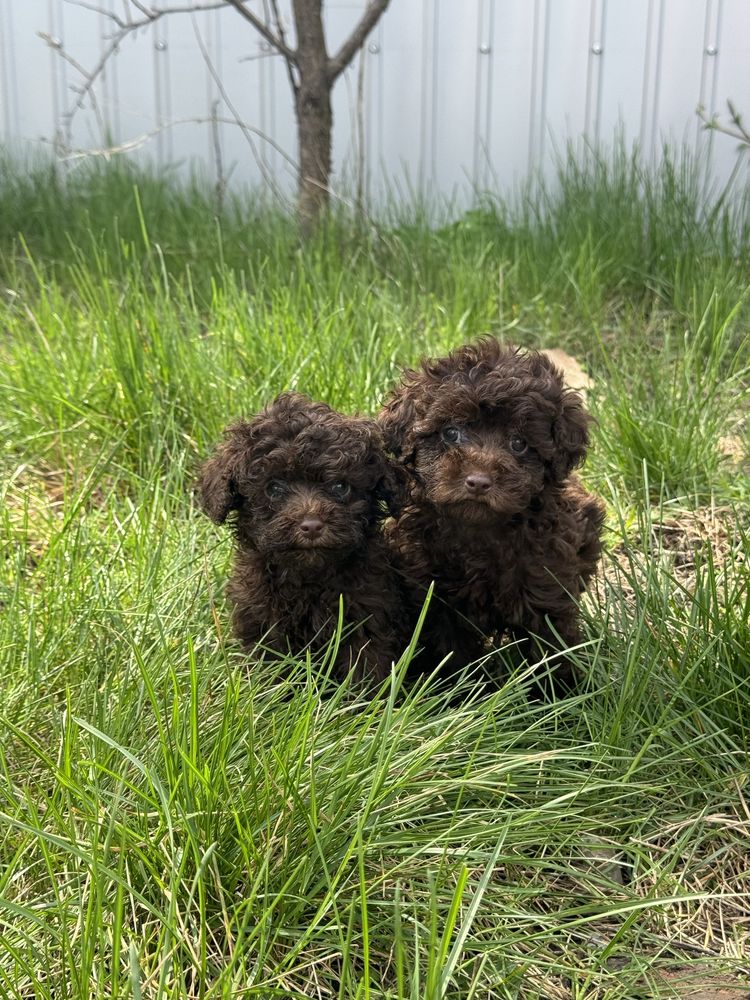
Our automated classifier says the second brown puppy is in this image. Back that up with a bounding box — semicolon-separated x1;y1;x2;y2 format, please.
198;391;409;685
379;338;605;692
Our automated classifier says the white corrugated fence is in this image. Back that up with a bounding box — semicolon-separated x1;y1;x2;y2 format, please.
1;1;748;205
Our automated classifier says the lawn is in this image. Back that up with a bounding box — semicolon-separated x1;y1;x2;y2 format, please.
0;145;749;998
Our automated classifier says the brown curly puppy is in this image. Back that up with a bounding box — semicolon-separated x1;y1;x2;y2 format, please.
198;392;409;684
379;338;605;692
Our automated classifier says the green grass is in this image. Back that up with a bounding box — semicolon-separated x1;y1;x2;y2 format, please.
1;142;749;998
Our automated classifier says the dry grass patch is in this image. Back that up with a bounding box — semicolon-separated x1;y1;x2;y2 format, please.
589;504;747;613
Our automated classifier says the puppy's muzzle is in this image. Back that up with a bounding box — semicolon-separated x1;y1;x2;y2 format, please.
294;513;331;548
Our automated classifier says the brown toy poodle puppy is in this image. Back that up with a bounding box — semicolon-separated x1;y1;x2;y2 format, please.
198;391;409;685
379;338;605;692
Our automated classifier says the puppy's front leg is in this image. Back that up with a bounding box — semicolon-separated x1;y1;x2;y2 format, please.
337;604;402;687
230;604;284;656
227;564;287;658
506;617;580;698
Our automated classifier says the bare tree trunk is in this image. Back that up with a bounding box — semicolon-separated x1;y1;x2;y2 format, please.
293;0;333;236
295;85;333;237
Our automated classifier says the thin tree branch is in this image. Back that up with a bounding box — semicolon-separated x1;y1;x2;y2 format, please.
190;13;293;201
39;31;109;150
238;49;285;62
46;115;296;168
65;0;227;31
327;0;390;83
64;0;129;19
48;0;299;152
224;0;296;62
269;0;299;94
128;1;152;16
355;42;366;218
48;2;228;136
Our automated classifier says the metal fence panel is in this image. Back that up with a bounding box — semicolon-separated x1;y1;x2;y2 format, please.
1;0;748;205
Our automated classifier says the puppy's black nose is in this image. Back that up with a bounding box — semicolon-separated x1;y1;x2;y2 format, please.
299;517;325;537
464;472;492;494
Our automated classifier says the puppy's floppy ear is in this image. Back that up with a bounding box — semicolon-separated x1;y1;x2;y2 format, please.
378;386;419;465
196;422;253;524
550;390;591;481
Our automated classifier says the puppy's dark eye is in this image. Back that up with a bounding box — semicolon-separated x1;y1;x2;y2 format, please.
265;480;287;499
441;426;462;445
509;437;528;456
330;481;351;501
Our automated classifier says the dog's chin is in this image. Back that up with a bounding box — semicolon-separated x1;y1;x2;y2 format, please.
430;490;526;523
440;499;501;524
267;539;352;565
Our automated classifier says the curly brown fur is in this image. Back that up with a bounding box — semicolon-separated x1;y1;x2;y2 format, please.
198;392;410;684
379;338;605;692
